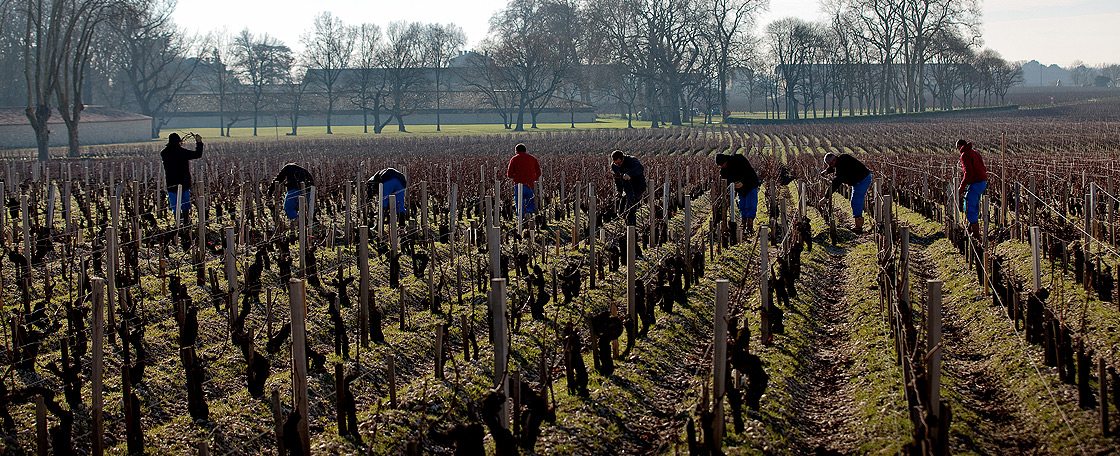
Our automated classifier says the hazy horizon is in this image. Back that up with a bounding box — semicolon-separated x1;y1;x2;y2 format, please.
176;0;1118;67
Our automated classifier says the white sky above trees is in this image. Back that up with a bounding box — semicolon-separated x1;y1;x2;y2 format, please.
178;0;1118;67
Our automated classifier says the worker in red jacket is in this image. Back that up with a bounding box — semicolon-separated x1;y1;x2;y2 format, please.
957;139;988;239
506;143;542;216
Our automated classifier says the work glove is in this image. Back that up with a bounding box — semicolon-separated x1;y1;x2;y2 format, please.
622;174;631;181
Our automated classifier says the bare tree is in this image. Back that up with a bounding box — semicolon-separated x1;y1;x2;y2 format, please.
703;0;767;121
109;0;201;139
348;23;392;133
283;60;312;135
232;29;292;136
422;23;465;131
301;12;354;134
378;21;427;132
201;29;238;136
767;17;824;119
481;0;574;131
23;0;117;159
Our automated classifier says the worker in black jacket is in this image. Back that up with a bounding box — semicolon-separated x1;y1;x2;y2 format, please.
161;132;203;219
819;152;872;233
715;153;761;234
269;163;315;222
366;168;408;213
611;150;646;225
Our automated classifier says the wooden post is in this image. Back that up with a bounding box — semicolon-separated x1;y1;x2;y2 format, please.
390;197;399;261
92;277;105;456
573;182;581;247
489;225;501;279
21;193;30;266
1000;133;1007;226
288;279;311;456
359;226;370;347
271;387;284;456
684;196;693;260
759;226;770;344
1031;226;1042;292
421;180;429;240
491;278;509;428
713;279;729;447
900;225;910;304
450;183;458;245
927;279;943;420
344;181;353;244
298;195;308;278
627;225;637;323
225;226;237;330
378;183;385;238
589;184;597;289
198;191;207;266
197;441;209;456
434;324;445;379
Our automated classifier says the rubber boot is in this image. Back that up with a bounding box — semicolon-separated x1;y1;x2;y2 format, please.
853;217;865;234
744;218;755;236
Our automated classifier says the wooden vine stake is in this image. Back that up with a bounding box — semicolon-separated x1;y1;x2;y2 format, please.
225;226;237;331
92;277;105;456
1030;226;1042;292
627;225;637;323
288;278;311;456
713;279;730;448
491;278;510;428
359;226;370;347
927;279;943;422
759;226;771;345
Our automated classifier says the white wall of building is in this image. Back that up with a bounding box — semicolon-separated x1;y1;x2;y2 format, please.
0;119;153;150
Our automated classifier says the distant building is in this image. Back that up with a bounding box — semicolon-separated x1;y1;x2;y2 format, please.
0;107;152;150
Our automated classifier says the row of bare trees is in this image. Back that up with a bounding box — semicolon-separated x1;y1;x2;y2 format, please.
760;0;1024;120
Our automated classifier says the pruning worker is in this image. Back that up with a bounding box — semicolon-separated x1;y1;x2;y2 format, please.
506;143;541;216
269;163;315;227
611;150;646;226
161;132;203;220
715;152;761;235
819;152;872;234
367;167;408;214
957;139;988;239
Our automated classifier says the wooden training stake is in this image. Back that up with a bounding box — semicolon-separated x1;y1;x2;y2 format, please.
288;279;311;456
491;278;510;428
713;279;730;448
92;277;105;456
627;225;637;324
760;226;771;345
927;279;943;421
359;226;370;347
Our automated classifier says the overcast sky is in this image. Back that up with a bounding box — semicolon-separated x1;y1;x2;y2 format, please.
177;0;1119;67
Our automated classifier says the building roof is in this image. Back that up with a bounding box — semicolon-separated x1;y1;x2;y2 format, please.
0;106;151;126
